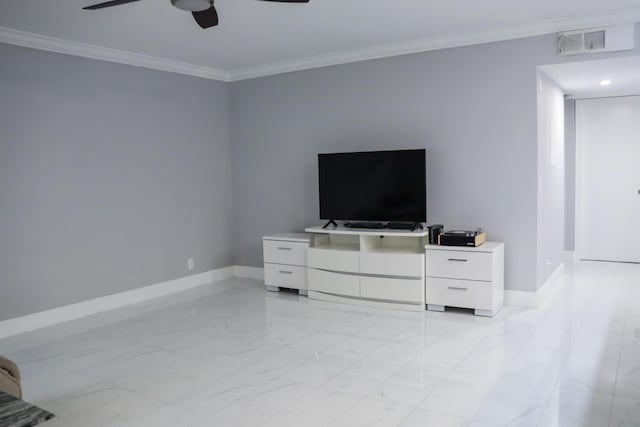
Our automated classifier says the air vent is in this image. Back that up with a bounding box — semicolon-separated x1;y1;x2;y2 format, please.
558;24;635;56
559;30;605;54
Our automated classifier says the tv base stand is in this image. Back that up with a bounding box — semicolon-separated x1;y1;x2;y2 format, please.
322;219;338;229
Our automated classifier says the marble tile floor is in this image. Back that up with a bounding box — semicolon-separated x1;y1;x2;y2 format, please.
1;259;639;426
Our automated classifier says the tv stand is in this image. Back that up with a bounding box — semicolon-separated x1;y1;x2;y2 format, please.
388;222;424;231
305;225;428;311
344;221;387;229
322;219;338;229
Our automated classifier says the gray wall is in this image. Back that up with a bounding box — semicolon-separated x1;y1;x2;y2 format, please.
2;25;638;321
230;36;555;293
231;26;640;291
0;43;234;321
564;99;576;251
229;31;639;293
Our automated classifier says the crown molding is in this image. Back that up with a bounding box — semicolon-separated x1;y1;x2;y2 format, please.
227;10;640;81
0;26;232;82
1;8;638;83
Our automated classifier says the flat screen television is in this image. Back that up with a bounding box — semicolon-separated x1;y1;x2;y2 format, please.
318;149;426;224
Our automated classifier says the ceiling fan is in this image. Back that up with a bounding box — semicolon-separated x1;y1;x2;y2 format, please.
82;0;309;29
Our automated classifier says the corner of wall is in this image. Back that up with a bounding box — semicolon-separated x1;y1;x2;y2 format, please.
535;69;566;289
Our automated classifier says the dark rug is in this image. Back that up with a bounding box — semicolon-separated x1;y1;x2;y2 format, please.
0;391;55;427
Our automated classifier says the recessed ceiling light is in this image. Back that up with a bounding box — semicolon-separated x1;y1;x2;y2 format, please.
600;79;612;86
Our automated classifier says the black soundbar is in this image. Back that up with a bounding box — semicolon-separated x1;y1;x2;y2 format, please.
388;222;423;230
344;221;387;229
342;221;424;231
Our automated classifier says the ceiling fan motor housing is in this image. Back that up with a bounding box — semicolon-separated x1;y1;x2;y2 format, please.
84;0;307;29
171;0;212;12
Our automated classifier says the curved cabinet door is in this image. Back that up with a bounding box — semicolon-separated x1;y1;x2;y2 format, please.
308;268;359;297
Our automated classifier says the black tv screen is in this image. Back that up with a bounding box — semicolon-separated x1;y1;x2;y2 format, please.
318;149;426;223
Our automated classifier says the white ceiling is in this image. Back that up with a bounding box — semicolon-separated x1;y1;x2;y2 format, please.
542;56;640;98
0;0;639;80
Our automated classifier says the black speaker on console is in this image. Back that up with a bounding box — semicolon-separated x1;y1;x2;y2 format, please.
427;224;443;245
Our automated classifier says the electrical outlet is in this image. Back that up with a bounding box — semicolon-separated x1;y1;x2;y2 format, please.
187;258;194;271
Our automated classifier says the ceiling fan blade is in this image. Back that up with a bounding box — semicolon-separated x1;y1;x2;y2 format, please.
192;6;219;29
83;0;143;10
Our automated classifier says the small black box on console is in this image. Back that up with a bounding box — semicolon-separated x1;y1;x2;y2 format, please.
427;224;443;245
439;230;486;247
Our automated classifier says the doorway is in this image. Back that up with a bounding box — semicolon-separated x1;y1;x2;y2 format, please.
575;95;640;263
541;56;640;264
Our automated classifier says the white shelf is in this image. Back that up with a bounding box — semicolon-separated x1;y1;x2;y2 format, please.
314;242;360;252
364;246;424;255
425;242;503;253
305;225;429;237
263;232;311;243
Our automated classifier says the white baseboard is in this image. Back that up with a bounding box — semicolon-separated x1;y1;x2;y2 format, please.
0;266;242;340
233;265;264;280
1;260;568;339
504;263;564;308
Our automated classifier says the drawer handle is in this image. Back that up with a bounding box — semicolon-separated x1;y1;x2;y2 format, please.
279;270;293;274
447;258;468;262
448;286;468;291
277;247;292;251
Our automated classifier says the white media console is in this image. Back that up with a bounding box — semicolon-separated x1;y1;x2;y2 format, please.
304;226;428;311
263;226;505;316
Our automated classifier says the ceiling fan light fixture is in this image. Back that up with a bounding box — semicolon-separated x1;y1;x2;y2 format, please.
171;0;211;12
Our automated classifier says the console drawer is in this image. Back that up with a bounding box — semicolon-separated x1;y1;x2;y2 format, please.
264;263;307;291
360;276;424;304
425;250;492;281
263;240;308;266
308;268;359;297
307;248;359;273
426;277;492;310
360;252;424;278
